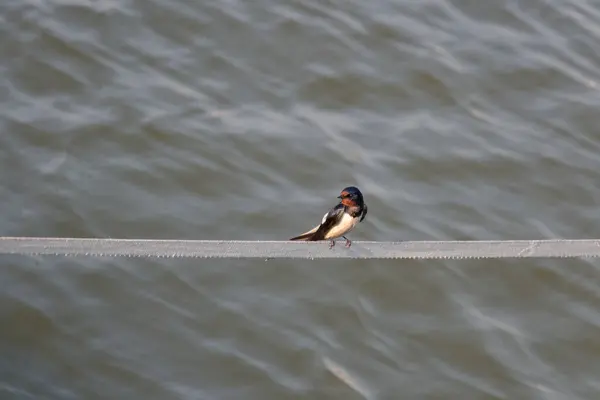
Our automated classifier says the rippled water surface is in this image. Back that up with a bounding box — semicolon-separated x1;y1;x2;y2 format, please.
3;0;600;399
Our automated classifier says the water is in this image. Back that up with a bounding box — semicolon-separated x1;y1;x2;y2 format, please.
2;0;600;398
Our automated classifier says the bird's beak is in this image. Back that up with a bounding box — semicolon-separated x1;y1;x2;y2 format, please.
337;195;342;199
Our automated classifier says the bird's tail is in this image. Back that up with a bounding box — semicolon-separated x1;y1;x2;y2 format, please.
289;232;317;241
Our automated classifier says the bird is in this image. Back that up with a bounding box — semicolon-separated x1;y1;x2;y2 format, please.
289;186;368;248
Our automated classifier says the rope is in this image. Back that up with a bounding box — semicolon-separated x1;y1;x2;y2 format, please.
1;237;599;259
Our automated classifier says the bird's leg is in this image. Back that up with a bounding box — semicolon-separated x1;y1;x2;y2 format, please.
329;240;336;249
343;236;352;247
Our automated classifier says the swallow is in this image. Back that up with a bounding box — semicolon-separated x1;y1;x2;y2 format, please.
289;186;368;248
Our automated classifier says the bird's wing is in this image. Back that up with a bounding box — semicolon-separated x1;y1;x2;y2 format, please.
360;204;368;222
289;204;344;241
309;204;346;241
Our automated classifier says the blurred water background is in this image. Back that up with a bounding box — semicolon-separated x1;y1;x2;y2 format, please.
3;0;600;398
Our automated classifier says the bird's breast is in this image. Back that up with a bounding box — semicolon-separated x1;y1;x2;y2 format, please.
324;213;359;239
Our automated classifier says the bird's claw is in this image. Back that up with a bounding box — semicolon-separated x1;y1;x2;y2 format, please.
328;238;351;249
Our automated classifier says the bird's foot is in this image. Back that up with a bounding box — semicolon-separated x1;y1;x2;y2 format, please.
343;236;352;247
329;240;336;249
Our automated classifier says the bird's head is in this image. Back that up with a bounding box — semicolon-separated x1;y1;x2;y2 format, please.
337;186;364;206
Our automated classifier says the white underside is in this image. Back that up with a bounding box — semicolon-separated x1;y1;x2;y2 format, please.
324;213;359;239
299;212;359;240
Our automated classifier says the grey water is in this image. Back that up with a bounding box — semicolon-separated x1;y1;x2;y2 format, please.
2;0;600;398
